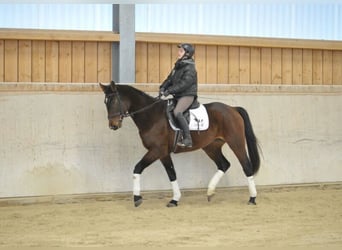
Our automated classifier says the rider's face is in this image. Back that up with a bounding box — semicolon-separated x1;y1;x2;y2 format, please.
177;47;185;59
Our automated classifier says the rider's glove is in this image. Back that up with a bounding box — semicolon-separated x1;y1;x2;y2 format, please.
159;88;165;97
163;89;170;97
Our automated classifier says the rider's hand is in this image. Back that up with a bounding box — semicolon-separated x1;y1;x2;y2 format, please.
159;88;165;97
163;90;170;97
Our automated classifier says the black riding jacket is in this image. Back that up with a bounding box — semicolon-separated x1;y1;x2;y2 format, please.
160;58;198;99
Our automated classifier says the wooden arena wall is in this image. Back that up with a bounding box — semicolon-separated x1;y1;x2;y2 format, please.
135;33;342;85
0;29;116;83
0;29;341;85
1;29;341;198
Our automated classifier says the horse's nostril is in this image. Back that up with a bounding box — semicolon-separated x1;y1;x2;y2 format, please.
110;125;118;130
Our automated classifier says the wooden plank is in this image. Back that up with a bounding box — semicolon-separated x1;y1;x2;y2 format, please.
195;45;206;83
0;28;119;42
323;50;333;85
147;43;160;83
159;43;172;82
97;42;111;83
217;45;229;84
206;45;218;84
72;41;85;83
312;50;323;84
332;51;342;85
261;48;271;84
292;49;303;85
135;42;148;83
169;43;178;78
32;41;46;82
271;48;282;84
0;40;3;81
4;40;18;82
1;28;342;50
228;46;239;84
171;43;178;62
302;49;313;84
84;42;98;83
18;40;31;82
59;41;72;83
45;41;59;82
282;48;292;84
239;47;250;84
135;32;342;50
2;29;342;50
250;47;261;84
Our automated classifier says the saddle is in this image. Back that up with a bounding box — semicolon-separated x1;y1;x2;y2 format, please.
166;99;209;131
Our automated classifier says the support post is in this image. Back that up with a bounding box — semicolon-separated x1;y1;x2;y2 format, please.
112;4;135;83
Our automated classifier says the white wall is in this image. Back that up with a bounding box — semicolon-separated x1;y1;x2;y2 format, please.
0;2;341;40
0;85;341;198
135;2;342;40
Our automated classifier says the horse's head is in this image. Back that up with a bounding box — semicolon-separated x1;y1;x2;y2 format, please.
99;81;128;130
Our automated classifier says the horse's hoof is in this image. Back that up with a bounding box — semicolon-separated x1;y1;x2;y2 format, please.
248;197;256;205
166;200;178;207
134;195;143;207
207;194;215;202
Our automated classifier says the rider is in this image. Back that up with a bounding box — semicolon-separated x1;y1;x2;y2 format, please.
159;43;198;147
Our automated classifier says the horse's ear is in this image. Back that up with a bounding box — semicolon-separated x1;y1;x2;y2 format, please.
99;82;108;93
110;81;117;92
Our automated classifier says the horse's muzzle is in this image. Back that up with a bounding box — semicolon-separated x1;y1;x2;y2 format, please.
109;120;122;130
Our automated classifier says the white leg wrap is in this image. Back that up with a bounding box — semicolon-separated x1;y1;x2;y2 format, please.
133;174;141;196
207;170;225;196
171;180;181;201
247;176;257;197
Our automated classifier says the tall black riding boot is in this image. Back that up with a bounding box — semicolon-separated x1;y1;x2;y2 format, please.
175;113;192;147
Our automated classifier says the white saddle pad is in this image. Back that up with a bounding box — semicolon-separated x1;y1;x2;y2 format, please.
169;104;209;131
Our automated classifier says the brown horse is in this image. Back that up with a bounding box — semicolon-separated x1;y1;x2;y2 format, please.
100;81;260;207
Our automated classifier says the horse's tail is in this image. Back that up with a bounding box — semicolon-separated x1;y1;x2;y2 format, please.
236;107;260;175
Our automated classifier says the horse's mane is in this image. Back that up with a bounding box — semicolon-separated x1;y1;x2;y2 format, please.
116;84;164;121
117;84;156;102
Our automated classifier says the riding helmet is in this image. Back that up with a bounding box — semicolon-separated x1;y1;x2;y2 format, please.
178;43;195;58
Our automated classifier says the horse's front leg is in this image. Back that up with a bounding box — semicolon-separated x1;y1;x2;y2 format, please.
160;155;181;207
133;151;159;207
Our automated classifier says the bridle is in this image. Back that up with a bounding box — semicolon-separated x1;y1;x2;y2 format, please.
104;90;162;122
104;91;129;123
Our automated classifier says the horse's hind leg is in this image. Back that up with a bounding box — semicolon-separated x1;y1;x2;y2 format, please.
228;139;257;205
202;139;231;201
160;155;181;207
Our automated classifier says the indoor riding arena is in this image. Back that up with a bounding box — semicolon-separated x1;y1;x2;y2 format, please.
0;2;341;248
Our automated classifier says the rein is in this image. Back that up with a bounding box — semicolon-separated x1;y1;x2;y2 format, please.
105;92;162;120
129;97;163;117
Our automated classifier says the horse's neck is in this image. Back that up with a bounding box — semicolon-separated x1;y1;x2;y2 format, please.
123;90;163;131
126;91;154;113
